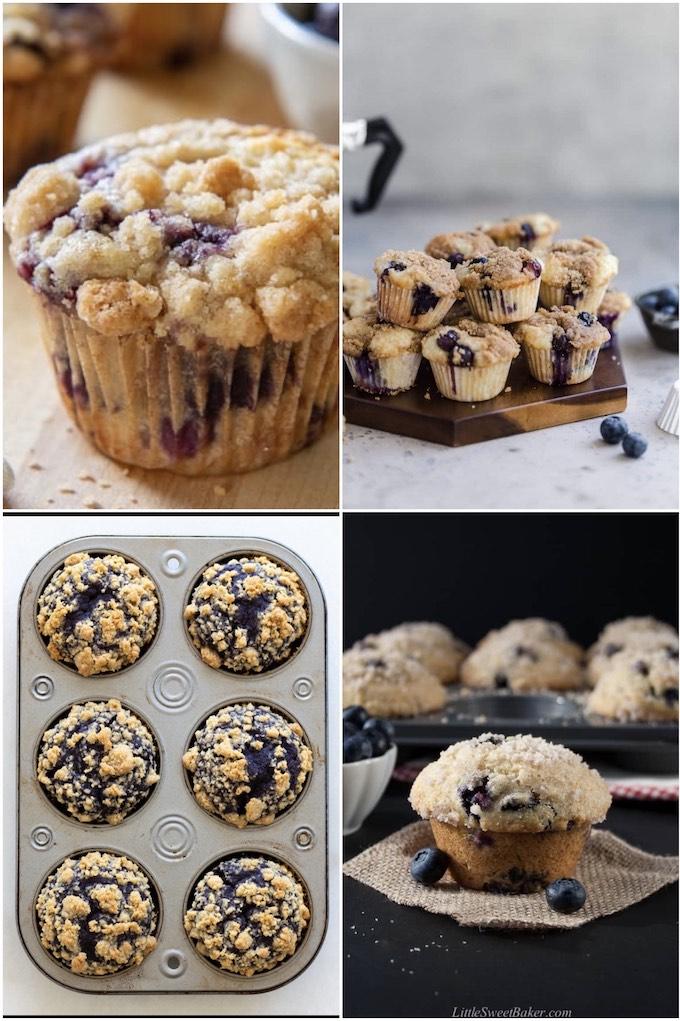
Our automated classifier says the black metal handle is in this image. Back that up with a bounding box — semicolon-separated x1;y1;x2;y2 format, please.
352;117;403;214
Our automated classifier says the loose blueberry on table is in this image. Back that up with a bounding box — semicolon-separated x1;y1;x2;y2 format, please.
545;877;587;913
622;432;648;459
600;415;628;444
410;847;450;886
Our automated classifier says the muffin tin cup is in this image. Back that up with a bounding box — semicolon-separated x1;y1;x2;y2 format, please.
17;535;327;994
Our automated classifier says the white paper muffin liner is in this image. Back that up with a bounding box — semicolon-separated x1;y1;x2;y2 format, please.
523;344;601;386
344;352;421;394
428;360;513;402
462;278;540;325
539;281;609;314
657;380;679;436
376;278;455;331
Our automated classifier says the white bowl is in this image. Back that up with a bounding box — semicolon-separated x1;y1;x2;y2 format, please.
343;743;398;836
260;4;339;143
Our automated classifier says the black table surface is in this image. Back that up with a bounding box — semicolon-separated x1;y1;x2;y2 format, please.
344;783;678;1019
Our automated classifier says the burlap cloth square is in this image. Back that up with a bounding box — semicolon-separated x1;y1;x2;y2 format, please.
343;820;679;930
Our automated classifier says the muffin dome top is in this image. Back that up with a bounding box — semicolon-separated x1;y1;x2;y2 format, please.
587;624;678;685
343;270;375;321
360;621;469;684
478;212;559;247
342;313;420;358
37;699;159;824
457;246;542;288
37;552;159;676
422;319;520;367
183;702;313;827
184;855;309;976
343;646;446;718
410;732;612;833
598;289;632;317
4;119;338;349
4;3;114;81
541;236;618;288
374;250;460;297
460;618;585;692
184;555;307;673
36;851;157;975
588;648;678;723
424;229;496;268
514;306;610;350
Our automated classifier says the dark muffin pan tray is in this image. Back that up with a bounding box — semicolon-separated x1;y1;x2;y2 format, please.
16;535;327;994
392;688;678;757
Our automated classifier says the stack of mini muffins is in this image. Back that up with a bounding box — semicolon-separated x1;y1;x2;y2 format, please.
343;616;678;723
343;212;633;403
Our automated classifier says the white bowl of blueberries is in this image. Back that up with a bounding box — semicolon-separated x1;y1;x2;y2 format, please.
343;705;397;836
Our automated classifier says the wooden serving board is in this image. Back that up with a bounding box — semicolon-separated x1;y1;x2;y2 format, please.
344;343;627;447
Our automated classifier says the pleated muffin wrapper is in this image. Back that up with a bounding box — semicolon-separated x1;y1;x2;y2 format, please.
344;352;421;395
430;819;591;893
462;277;540;325
376;278;455;332
3;71;93;189
38;300;338;476
523;342;602;387
539;281;609;314
429;360;512;403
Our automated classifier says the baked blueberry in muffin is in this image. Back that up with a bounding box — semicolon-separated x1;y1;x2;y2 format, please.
184;855;309;975
460;618;585;692
587;647;679;722
514;305;610;386
37;699;159;824
183;703;313;827
587;617;678;685
424;229;496;272
36;851;158;975
36;552;159;676
478;213;559;252
184;555;307;673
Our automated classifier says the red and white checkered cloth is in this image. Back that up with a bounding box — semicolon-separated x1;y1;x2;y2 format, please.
393;760;678;802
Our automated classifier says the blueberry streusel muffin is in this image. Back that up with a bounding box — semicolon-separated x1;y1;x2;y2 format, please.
343;312;421;395
514;306;610;386
478;213;559;252
111;3;226;70
539;236;618;313
36;851;158;974
597;289;632;347
374;250;460;331
457;247;542;324
343;270;375;321
184;555;307;673
587;647;679;722
460;618;585;692
356;621;469;685
410;732;611;892
37;699;159;824
37;552;159;677
4;119;339;475
422;318;520;402
183;703;313;827
343;646;447;718
184;855;310;976
424;229;496;272
3;3;115;187
587;617;678;685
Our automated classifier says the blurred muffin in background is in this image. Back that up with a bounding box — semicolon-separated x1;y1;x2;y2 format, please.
3;3;116;187
111;3;226;70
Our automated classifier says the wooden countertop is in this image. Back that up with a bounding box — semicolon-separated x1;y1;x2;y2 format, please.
3;5;339;510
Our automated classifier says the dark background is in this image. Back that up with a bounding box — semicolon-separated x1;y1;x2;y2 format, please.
344;512;679;648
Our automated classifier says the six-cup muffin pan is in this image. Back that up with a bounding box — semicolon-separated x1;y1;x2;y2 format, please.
16;535;327;994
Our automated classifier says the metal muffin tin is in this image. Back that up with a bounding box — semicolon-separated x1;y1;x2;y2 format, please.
16;535;327;995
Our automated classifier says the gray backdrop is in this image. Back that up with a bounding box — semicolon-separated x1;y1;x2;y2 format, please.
343;2;678;201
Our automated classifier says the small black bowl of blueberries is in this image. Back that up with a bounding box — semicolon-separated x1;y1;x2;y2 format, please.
635;284;678;353
343;706;397;835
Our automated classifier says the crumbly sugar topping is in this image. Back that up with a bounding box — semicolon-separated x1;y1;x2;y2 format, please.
343;270;375;320
598;289;632;316
342;312;420;358
36;551;159;676
36;851;157;975
594;616;678;646
183;702;313;827
587;646;679;722
4;3;114;82
5;119;339;350
184;856;309;976
343;646;446;718
37;699;159;824
410;732;611;832
460;618;585;693
422;318;520;367
356;621;469;684
457;246;543;289
373;250;460;297
424;230;496;267
184;555;307;673
479;213;559;245
587;622;678;684
514;306;610;350
541;237;618;289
